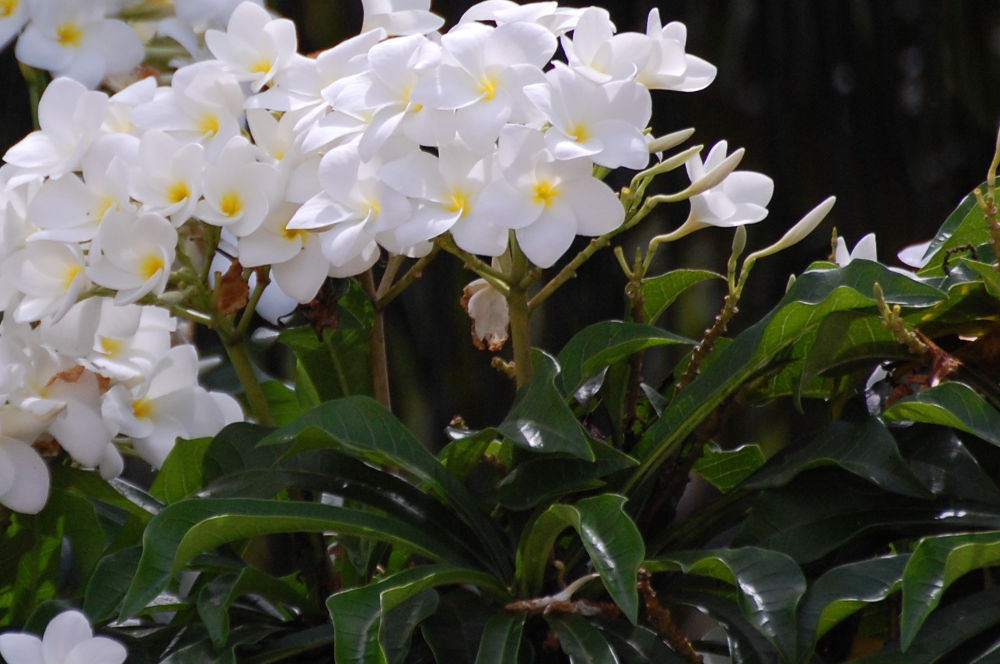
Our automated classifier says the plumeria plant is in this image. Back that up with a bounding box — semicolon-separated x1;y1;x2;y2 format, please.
4;0;1000;663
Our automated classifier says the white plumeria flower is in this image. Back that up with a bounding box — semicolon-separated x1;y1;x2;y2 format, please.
462;278;509;350
0;435;48;514
560;7;651;84
379;141;508;255
205;1;297;92
129;130;203;225
459;1;584;36
3;240;88;323
238;203;330;303
15;0;144;88
131;61;246;155
636;8;716;92
0;609;126;664
412;21;552;150
524;64;651;169
3;78;108;187
287;139;412;276
0;0;29;51
87;210;177;304
44;366;117;471
195;135;279;236
835;233;878;267
478;126;625;267
361;0;444;37
685;141;774;228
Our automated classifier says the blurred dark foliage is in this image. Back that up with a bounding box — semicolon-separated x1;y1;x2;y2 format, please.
2;0;999;441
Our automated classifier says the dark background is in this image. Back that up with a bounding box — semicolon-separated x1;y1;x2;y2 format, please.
3;1;999;441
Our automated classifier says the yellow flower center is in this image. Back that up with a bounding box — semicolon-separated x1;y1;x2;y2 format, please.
132;398;154;419
0;0;19;18
198;112;220;137
250;58;272;74
282;223;307;242
56;22;83;48
62;263;83;290
219;192;243;218
166;180;190;204
532;180;560;207
568;123;590;143
478;75;499;101
95;195;115;218
140;254;165;280
99;336;123;358
445;190;469;216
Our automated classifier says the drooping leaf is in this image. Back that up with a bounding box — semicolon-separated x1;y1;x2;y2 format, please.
595;620;691;664
646;547;806;662
474;611;526;664
151;437;212;504
626;260;945;496
420;588;494;664
258;396;511;578
664;589;779;664
852;587;1000;663
693;443;767;492
556;320;693;398
743;418;931;499
84;546;142;622
899;530;1000;651
498;350;594;460
797;554;909;656
326;565;509;664
259;379;305;425
897;426;1000;504
641;269;725;324
493;437;636;510
516;494;643;623
546;615;619;664
120;498;490;617
381;589;439;664
882;381;1000;446
202;422;286;482
918;185;988;276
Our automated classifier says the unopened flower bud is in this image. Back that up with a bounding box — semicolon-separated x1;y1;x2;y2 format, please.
745;196;837;263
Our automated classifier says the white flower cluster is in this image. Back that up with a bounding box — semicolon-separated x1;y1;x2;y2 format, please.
0;610;126;664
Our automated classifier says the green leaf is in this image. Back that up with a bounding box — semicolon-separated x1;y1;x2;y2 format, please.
259;380;304;425
556;321;693;398
627;260;944;496
381;589;439;664
899;530;1000;650
420;589;494;664
326;565;510;664
797;554;908;655
595;620;691;663
546;615;619;664
918;185;988;275
494;437;636;510
883;381;1000;446
259;396;511;578
693;443;767;492
853;587;1000;663
121;498;489;617
899;427;1000;503
151;437;212;504
498;350;594;460
202;422;286;482
641;269;724;323
474;611;525;664
516;494;643;623
84;546;142;622
744;419;931;499
646;547;806;662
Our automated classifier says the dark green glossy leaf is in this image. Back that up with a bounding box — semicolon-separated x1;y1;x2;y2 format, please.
853;587;1000;663
744;419;931;499
499;350;594;460
259;380;304;425
664;590;778;664
627;260;945;496
326;565;509;664
900;530;1000;650
202;422;285;482
259;396;511;578
883;381;1000;446
151;437;212;504
646;547;806;662
918;185;987;275
641;269;724;323
595;620;690;663
546;615;618;664
120;498;486;617
437;429;498;481
517;494;643;623
494;437;636;510
474;611;525;664
84;546;142;622
797;554;908;656
899;427;1000;503
693;443;766;492
420;589;493;664
240;625;335;664
735;472;1000;563
50;465;153;522
556;321;693;398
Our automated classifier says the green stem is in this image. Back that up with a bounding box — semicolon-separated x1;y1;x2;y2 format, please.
18;64;47;129
237;266;270;338
221;325;275;426
506;236;534;387
376;246;441;310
